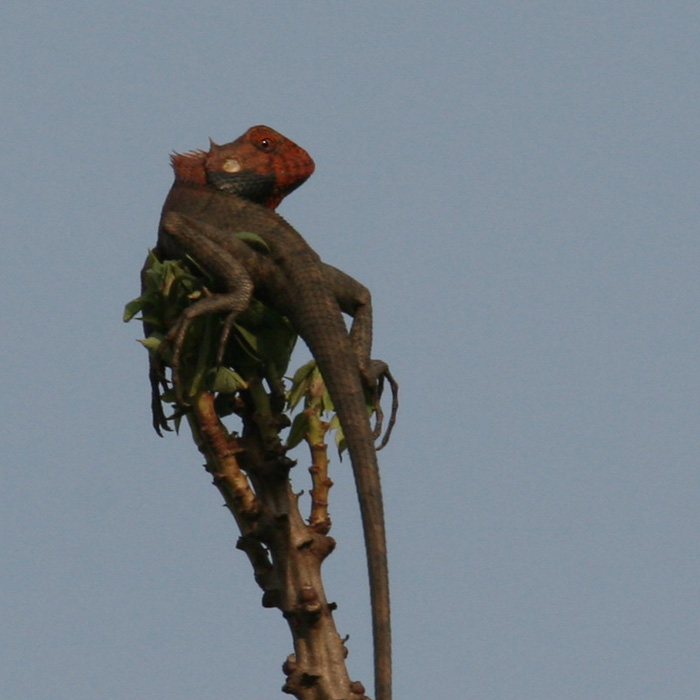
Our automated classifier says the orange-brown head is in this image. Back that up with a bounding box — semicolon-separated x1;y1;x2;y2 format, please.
170;125;315;209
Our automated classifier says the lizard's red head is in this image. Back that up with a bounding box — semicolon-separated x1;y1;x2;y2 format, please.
170;125;315;210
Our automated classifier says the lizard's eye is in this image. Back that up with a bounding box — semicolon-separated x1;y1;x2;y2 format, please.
258;137;273;152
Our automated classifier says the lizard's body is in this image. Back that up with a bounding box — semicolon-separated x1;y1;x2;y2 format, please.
151;127;393;700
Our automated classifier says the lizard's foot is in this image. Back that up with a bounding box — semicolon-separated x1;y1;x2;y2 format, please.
362;359;399;450
160;293;250;406
159;309;199;407
216;311;238;367
149;359;173;436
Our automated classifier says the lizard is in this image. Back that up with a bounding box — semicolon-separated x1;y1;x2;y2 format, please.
149;126;396;441
149;125;395;700
146;124;316;435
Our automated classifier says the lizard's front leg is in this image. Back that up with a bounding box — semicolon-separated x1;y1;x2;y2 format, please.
322;264;399;448
159;211;255;402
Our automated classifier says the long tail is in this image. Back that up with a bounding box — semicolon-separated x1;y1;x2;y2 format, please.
345;427;392;700
321;376;392;700
285;245;392;700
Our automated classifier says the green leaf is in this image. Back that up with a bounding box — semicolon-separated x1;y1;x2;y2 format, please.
234;231;270;252
232;322;261;355
330;415;347;458
138;336;162;352
139;313;162;326
211;367;247;394
291;360;317;385
321;384;335;413
288;360;317;409
286;412;309;450
123;297;145;322
160;387;177;403
229;300;297;376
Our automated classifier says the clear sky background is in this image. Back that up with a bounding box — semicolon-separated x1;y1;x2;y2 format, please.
3;2;699;699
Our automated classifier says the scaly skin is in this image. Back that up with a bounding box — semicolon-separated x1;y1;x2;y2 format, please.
153;126;393;700
168;124;315;209
146;126;315;432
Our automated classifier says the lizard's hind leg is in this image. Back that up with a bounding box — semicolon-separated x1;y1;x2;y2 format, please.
159;212;255;404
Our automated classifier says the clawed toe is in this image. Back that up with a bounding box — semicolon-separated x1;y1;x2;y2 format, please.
362;360;399;450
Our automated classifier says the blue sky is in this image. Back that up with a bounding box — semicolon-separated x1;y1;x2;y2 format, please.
3;2;700;698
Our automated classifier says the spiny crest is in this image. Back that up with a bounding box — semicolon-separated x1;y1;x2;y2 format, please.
169;126;315;208
170;148;208;185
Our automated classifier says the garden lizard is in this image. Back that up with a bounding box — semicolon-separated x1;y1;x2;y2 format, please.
146;125;315;433
151;126;395;700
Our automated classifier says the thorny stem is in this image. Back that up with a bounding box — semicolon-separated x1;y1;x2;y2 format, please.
306;376;333;535
186;389;370;700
